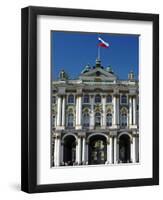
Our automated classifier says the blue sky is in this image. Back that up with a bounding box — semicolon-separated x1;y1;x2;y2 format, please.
51;31;139;80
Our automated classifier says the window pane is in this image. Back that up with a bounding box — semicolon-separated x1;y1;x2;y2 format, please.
68;113;74;127
83;95;89;103
68;95;74;103
83;113;90;127
95;95;101;103
95;113;101;126
106;113;112;126
121;95;127;104
121;113;127;127
106;95;112;103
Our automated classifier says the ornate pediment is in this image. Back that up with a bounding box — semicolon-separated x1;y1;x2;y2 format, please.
79;67;117;82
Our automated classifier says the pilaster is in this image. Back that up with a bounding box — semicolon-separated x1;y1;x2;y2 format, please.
109;136;113;164
56;95;62;130
101;95;106;129
90;95;94;129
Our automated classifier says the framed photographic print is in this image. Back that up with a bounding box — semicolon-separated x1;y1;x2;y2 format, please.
21;6;159;193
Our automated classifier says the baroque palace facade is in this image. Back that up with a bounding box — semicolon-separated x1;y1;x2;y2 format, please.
51;59;139;167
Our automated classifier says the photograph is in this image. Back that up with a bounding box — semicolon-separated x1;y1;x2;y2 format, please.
21;6;159;193
51;31;139;167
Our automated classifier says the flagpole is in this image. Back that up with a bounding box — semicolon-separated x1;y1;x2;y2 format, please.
98;45;100;60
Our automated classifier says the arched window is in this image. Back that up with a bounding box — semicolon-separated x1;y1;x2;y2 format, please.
83;95;89;103
52;96;56;104
121;113;127;128
67;113;74;128
95;112;101;127
68;94;74;104
119;134;131;163
63;135;76;165
106;95;112;103
121;95;127;104
95;94;101;103
83;112;90;128
89;135;107;165
106;113;112;127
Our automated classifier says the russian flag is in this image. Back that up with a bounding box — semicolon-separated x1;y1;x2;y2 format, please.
98;37;109;48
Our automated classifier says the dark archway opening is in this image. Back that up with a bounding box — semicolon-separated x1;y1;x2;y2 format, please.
88;135;107;165
63;135;76;166
119;134;131;163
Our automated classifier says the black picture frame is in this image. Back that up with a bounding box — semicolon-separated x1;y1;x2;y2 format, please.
21;6;159;193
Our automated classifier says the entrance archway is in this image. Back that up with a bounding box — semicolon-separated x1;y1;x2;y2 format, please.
63;135;76;165
119;134;131;163
88;135;107;165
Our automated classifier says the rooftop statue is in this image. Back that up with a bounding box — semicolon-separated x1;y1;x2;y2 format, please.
106;65;114;74
81;65;91;74
59;69;68;81
128;70;135;81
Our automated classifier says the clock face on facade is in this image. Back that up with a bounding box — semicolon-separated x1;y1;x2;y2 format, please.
51;31;139;167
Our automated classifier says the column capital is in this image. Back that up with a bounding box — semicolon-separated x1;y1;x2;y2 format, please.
113;93;120;97
107;138;110;145
133;131;139;137
108;134;114;138
77;134;83;138
110;131;117;137
76;93;83;97
113;88;119;95
76;88;83;95
128;94;137;98
53;132;61;139
57;94;62;97
80;133;86;138
58;93;66;97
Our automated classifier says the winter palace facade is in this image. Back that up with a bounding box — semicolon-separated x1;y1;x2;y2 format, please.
51;59;139;167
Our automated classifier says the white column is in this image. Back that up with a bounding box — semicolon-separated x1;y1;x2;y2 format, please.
116;96;119;126
75;96;79;127
61;95;65;127
114;137;117;164
132;136;136;163
102;95;106;128
85;142;88;164
76;95;82;129
77;136;81;164
129;96;133;125
82;137;86;164
90;96;94;129
109;137;113;164
133;97;136;125
56;96;62;127
54;137;58;166
113;95;117;126
107;139;110;163
56;137;61;166
75;140;78;164
135;136;139;162
117;142;119;163
60;143;63;164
